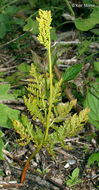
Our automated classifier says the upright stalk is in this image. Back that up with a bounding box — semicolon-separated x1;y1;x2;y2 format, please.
21;141;43;183
44;37;52;141
64;0;75;17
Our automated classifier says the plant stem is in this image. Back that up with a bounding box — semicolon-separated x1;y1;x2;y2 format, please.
21;142;43;183
44;37;53;142
64;0;75;17
0;0;19;11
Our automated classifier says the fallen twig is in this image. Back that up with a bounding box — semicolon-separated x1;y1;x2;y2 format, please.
51;39;80;47
57;56;77;65
0;33;26;48
0;182;23;189
0;65;17;72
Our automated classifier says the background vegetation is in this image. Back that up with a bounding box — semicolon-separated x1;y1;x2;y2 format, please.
0;0;99;189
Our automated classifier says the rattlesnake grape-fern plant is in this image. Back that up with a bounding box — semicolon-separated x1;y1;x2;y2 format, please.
12;9;90;183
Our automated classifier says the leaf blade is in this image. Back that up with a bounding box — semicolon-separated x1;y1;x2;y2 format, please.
62;64;83;82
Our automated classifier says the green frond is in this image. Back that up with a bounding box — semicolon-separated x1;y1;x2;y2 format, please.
57;99;76;116
79;107;90;123
52;78;62;104
12;114;44;147
17;138;31;146
24;96;45;124
63;107;90;137
53;99;77;123
27;64;46;98
44;131;58;158
21;114;34;137
23;64;49;126
69;107;90;134
12;119;32;146
32;126;44;146
45;107;90;153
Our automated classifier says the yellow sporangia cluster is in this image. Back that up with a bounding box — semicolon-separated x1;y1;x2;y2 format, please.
36;9;52;49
